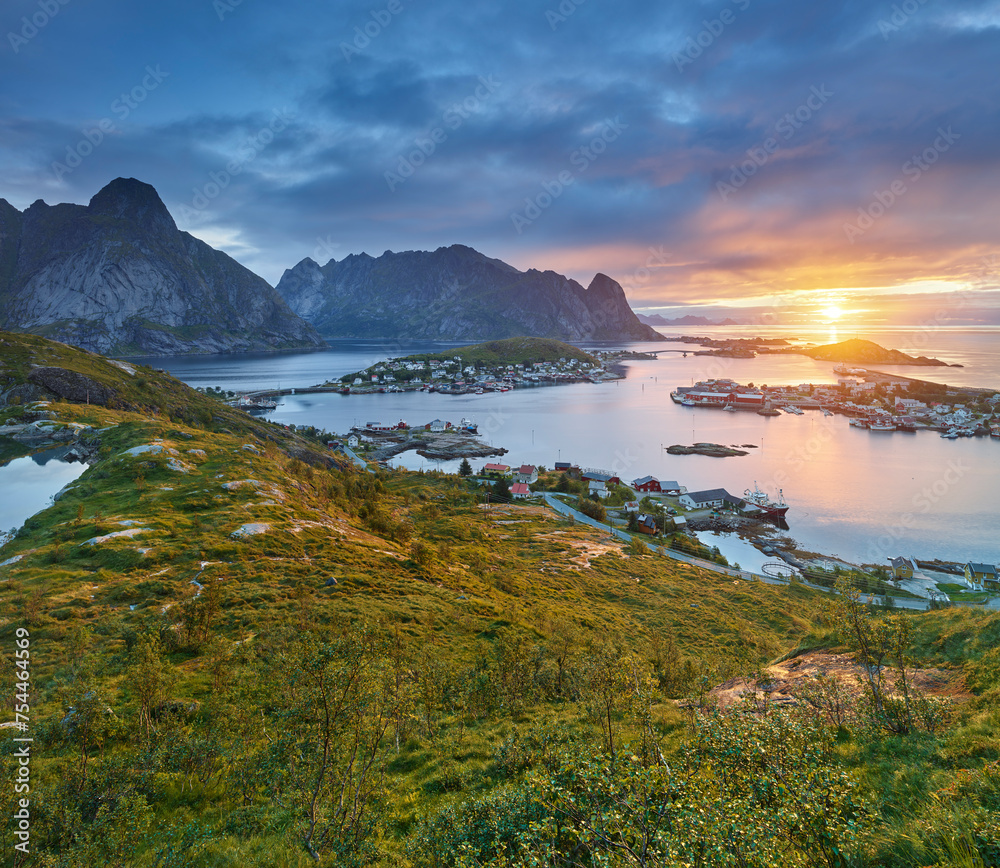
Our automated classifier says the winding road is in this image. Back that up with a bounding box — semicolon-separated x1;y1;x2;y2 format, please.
540;493;932;611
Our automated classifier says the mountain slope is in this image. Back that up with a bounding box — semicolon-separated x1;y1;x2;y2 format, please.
276;244;663;341
0;178;326;356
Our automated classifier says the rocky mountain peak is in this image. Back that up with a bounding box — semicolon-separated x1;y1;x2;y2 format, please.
0;178;324;356
88;177;176;233
586;272;626;299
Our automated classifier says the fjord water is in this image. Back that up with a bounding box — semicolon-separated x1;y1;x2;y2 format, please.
138;326;1000;567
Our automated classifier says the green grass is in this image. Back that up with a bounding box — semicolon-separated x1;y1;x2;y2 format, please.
3;331;1000;866
374;337;597;368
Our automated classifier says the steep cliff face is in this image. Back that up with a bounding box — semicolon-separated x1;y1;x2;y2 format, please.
275;245;662;342
0;178;325;356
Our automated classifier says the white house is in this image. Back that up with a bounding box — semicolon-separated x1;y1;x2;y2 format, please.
679;488;732;510
511;482;532;500
588;479;607;496
515;464;538;484
347;434;360;448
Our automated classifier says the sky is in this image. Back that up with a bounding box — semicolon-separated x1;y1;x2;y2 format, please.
2;0;1000;325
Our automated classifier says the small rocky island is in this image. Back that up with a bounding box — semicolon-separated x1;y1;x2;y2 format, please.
666;442;749;457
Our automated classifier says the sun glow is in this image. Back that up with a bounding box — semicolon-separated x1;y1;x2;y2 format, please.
823;305;845;321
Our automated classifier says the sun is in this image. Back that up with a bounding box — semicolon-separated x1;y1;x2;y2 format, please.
823;305;844;321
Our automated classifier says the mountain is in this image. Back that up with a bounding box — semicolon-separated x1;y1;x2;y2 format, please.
638;313;742;326
0;178;326;356
275;244;662;342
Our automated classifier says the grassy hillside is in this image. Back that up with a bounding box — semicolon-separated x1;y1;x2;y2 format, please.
396;337;598;367
0;332;998;866
790;338;951;366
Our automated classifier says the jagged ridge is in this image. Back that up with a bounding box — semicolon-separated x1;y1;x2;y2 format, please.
275;244;663;342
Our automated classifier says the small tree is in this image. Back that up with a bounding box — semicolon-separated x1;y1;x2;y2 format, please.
458;458;473;477
492;476;511;501
125;633;176;738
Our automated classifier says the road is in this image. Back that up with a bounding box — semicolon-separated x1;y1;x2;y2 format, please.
540;493;931;611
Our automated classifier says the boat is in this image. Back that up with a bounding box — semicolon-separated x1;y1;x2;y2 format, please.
822;408;833;417
723;404;736;412
991;426;1000;439
869;420;895;431
941;431;959;439
237;395;278;413
743;482;789;518
459;418;479;434
681;398;696;407
757;407;781;416
849;418;868;428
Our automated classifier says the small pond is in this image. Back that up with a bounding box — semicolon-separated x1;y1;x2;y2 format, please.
0;448;88;545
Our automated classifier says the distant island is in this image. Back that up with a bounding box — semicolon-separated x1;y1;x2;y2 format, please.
769;338;958;367
638;313;743;326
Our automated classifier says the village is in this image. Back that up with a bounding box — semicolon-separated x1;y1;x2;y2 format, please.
325;425;1000;605
330;349;626;394
673;369;1000;436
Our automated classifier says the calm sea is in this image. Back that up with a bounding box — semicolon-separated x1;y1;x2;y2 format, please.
132;327;1000;568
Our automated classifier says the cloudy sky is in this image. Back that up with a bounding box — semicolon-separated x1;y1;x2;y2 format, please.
3;0;1000;324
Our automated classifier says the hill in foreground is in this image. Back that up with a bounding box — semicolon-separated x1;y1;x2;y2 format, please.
0;333;998;866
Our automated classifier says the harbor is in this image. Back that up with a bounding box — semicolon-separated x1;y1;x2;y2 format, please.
143;330;1000;570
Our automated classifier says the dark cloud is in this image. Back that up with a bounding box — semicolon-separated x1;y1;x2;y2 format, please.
1;0;998;321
